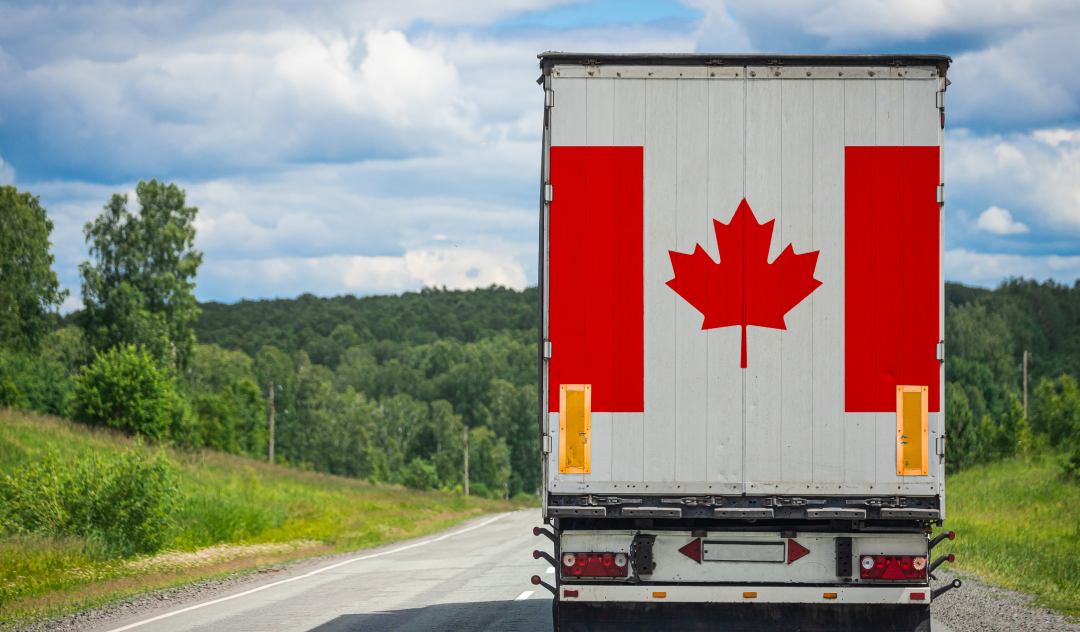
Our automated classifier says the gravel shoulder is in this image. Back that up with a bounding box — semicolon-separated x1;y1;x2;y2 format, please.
933;569;1080;631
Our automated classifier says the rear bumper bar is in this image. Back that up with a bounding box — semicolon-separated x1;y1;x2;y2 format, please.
557;601;931;632
560;584;931;604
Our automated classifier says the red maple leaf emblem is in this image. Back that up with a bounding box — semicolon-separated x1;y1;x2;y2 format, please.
666;199;823;368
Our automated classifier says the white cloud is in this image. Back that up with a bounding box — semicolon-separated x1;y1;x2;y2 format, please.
718;0;1080;48
949;24;1080;128
58;293;83;315
946;248;1080;287
0;154;13;185
1035;129;1080;147
975;206;1028;235
948;127;1080;232
273;30;474;133
200;248;527;300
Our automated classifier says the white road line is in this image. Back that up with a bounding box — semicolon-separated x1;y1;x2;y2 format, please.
103;513;510;632
546;567;555;574
515;591;534;601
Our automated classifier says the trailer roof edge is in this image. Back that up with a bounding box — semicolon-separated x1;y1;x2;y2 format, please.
537;53;952;77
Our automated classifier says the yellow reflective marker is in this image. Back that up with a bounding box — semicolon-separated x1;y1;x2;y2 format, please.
652;592;666;598
896;385;929;476
559;384;591;473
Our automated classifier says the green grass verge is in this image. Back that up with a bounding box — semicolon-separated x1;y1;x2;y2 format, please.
0;409;534;625
942;454;1080;617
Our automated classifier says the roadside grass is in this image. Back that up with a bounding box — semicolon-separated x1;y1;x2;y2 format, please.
943;453;1080;618
0;409;534;626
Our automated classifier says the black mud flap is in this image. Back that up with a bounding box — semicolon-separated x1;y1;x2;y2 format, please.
556;601;930;632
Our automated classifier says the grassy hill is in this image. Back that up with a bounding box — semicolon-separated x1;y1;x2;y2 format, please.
0;409;528;625
941;453;1080;617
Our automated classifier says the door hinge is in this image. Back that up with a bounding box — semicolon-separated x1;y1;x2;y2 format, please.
544;184;553;203
936;185;944;205
543;434;552;454
545;90;554;107
543;340;552;359
936;91;945;109
936;436;946;457
936;342;945;361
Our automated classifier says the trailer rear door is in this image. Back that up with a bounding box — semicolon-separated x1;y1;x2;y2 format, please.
541;60;946;501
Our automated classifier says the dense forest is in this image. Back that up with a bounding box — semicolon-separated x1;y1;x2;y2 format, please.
45;286;543;498
2;180;1080;499
944;279;1080;472
184;288;542;497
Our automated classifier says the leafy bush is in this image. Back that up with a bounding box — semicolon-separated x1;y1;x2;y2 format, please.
0;449;179;556
0;349;75;416
1065;447;1080;480
71;345;176;439
0;378;19;407
403;458;439;490
468;482;493;499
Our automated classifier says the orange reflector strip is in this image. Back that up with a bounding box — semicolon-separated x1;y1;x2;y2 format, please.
652;592;666;598
824;593;838;599
743;592;757;598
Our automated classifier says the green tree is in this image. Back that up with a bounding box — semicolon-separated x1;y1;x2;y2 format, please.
483;379;540;496
945;301;1019;422
1031;375;1080;448
402;457;439;490
0;348;74;415
0;186;67;354
944;382;975;473
71;345;178;439
185;344;268;457
467;426;511;498
78;180;203;368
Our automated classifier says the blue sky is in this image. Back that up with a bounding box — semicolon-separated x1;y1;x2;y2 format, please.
1;0;1078;309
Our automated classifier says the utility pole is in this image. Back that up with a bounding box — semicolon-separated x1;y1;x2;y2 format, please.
1023;351;1028;419
268;380;275;463
463;427;469;496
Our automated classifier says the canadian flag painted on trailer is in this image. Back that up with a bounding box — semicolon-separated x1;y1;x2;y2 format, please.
544;67;944;496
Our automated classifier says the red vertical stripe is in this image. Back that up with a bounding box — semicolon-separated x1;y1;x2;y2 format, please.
845;146;940;413
875;147;904;411
549;147;586;412
903;147;941;413
612;147;645;412
845;147;877;412
549;146;644;413
585;147;615;412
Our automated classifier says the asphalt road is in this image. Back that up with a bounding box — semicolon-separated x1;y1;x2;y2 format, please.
86;509;954;632
89;510;553;632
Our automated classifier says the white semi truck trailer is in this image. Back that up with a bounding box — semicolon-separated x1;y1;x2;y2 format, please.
529;53;960;632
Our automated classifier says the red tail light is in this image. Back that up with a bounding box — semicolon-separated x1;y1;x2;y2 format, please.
860;555;927;580
561;552;629;577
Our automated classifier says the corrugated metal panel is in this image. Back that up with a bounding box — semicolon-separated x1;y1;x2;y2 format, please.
544;66;944;497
